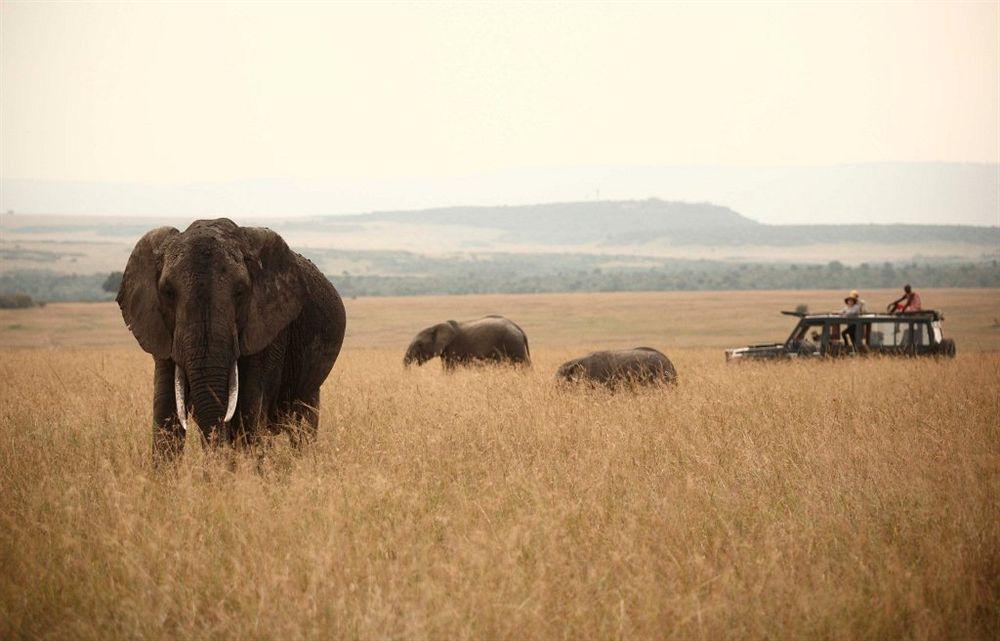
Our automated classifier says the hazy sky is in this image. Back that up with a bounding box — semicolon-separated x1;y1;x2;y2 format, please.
2;2;998;207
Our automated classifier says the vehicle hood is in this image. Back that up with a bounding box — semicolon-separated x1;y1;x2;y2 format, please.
725;343;786;361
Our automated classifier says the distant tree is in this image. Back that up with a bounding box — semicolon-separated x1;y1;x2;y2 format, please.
0;293;37;309
102;271;123;293
794;304;809;315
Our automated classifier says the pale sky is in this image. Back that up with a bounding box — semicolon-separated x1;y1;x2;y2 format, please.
1;2;998;211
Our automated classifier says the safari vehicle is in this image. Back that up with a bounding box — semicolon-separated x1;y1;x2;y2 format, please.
725;310;956;361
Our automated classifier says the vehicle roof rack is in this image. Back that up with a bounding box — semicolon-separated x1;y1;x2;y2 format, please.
895;309;944;320
786;310;944;321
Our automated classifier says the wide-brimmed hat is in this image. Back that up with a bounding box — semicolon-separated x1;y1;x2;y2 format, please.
849;289;860;299
844;296;858;304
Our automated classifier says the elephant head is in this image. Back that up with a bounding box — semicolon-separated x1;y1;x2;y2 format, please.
555;360;585;382
117;219;303;438
403;321;458;366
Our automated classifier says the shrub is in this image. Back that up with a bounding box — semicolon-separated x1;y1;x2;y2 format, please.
0;293;37;309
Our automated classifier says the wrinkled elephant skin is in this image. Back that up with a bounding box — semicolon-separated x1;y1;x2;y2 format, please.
557;347;677;388
404;315;530;369
118;218;346;461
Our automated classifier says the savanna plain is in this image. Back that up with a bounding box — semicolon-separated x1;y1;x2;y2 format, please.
1;288;998;640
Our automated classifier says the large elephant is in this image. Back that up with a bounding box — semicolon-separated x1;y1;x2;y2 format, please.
117;218;346;460
556;347;677;387
403;315;530;368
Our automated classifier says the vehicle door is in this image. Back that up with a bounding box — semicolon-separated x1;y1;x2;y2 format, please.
786;320;820;356
827;318;859;357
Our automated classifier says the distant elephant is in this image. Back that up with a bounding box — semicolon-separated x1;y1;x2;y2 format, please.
118;218;346;461
556;347;677;387
403;315;530;368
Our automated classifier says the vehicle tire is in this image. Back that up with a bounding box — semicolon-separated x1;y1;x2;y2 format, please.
939;338;956;358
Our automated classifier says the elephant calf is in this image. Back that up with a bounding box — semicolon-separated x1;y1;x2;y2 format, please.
404;315;530;368
556;347;677;387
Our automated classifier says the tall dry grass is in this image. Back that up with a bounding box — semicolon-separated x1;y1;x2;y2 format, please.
1;345;997;640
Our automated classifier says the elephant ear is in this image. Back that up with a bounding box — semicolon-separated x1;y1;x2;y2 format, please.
117;226;179;358
431;321;458;356
240;227;304;356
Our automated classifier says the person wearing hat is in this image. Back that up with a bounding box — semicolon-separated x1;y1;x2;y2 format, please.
839;292;862;348
839;293;862;316
849;289;868;314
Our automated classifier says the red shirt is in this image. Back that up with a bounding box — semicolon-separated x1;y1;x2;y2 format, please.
904;292;922;312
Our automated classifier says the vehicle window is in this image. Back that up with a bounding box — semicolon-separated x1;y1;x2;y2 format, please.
785;322;823;353
795;324;817;341
932;323;943;343
895;322;928;347
869;321;903;347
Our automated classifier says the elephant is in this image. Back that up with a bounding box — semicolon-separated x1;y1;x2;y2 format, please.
556;347;677;387
117;218;346;461
403;315;530;368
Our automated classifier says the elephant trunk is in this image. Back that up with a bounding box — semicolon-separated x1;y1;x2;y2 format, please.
183;360;239;438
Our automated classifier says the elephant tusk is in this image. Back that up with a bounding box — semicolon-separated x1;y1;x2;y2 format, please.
224;360;239;423
174;364;188;432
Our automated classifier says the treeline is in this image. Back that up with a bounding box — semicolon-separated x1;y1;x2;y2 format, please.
0;271;116;303
2;259;998;302
331;260;1000;298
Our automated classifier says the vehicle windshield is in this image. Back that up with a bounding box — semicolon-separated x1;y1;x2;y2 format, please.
787;320;823;347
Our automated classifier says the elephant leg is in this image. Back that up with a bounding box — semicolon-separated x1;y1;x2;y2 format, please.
286;390;320;448
233;402;268;449
232;335;289;448
441;353;461;371
231;354;269;448
152;358;185;464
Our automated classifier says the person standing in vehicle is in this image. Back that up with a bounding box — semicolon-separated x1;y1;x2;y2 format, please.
849;289;868;313
839;293;862;347
888;284;922;313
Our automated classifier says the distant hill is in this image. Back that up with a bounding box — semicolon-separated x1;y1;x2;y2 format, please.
2;199;998;276
358;200;756;245
338;199;999;247
3;162;998;226
3;201;998;299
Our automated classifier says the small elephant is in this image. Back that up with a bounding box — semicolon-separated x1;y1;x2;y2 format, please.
403;315;530;368
118;218;346;461
556;347;677;387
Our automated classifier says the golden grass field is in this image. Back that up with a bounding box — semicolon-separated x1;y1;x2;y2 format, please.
1;288;998;639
